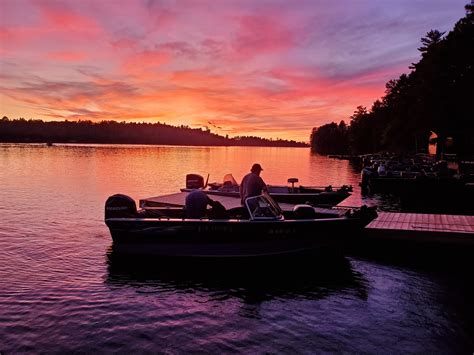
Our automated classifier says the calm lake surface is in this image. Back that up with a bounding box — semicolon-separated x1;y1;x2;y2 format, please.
0;143;472;353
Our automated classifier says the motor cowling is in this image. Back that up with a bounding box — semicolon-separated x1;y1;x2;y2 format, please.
105;194;137;219
186;174;204;189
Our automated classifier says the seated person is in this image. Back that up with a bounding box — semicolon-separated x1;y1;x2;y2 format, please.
207;200;228;219
185;190;227;219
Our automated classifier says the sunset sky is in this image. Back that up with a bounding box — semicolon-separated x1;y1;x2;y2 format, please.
0;0;468;141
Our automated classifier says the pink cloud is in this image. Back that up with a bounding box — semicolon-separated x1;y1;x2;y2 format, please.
111;38;138;50
0;25;37;50
39;6;102;35
0;27;9;39
231;14;296;58
120;50;171;77
46;51;86;62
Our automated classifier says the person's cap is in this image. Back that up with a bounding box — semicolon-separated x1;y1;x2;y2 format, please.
251;163;263;172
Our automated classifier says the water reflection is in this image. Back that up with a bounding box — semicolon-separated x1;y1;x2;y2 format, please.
105;249;369;309
2;144;474;353
360;192;402;212
347;159;362;174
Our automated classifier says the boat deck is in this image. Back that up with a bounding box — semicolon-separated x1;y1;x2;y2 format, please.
140;192;245;210
364;212;474;246
139;191;346;215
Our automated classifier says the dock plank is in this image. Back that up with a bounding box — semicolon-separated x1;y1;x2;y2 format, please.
365;211;474;246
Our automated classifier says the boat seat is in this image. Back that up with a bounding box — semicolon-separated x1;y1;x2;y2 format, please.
293;204;317;219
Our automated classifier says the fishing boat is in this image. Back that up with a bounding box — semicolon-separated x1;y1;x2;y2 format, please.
104;192;377;258
180;174;352;205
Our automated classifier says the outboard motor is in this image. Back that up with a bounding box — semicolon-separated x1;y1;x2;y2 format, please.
186;174;205;189
105;194;137;219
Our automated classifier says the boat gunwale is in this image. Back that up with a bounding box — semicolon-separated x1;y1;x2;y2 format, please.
105;216;351;223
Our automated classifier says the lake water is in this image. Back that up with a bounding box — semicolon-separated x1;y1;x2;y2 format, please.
0;143;472;353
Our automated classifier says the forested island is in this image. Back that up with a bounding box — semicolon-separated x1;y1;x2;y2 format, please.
311;3;473;157
0;117;307;147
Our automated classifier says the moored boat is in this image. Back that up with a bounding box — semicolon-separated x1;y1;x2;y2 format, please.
104;193;377;258
181;173;352;206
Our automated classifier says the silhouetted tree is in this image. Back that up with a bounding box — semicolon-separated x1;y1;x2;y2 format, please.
310;2;474;156
417;29;446;56
310;120;348;154
0;118;308;147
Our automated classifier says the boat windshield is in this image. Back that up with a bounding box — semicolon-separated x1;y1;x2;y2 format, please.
245;195;283;220
222;174;238;187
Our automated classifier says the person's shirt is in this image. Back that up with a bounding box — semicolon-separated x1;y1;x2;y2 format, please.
185;190;211;218
240;172;266;203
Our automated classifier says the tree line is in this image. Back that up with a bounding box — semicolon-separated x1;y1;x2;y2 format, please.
0;117;307;147
311;2;474;157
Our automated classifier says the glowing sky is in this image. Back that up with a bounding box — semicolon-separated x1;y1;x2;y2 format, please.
0;0;468;141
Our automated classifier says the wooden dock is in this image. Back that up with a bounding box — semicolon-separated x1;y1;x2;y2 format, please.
365;212;474;246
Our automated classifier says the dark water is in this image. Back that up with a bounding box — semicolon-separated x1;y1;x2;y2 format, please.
0;144;472;353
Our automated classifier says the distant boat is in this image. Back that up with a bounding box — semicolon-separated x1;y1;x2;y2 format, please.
46;142;54;146
181;174;352;206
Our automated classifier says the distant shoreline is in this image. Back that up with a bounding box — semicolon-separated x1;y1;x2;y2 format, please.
0;140;309;148
0;118;309;148
0;141;311;149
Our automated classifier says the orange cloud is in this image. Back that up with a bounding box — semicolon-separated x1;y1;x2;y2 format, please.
169;70;231;88
121;51;171;76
